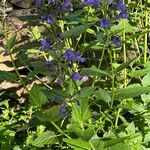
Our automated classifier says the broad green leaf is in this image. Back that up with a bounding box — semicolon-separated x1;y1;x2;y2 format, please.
95;88;111;103
105;143;130;150
5;34;17;52
90;136;104;150
36;106;61;122
125;122;135;134
78;87;96;98
81;65;110;77
129;69;150;78
110;20;138;35
63;138;91;150
121;99;145;113
0;71;18;82
72;100;91;128
114;86;150;100
144;133;150;143
29;84;48;107
142;74;150;87
32;131;57;147
61;24;89;39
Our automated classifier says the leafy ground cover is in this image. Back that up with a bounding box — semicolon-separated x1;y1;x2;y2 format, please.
0;0;150;149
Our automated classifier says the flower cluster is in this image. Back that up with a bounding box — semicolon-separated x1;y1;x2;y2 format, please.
41;14;55;24
40;39;52;50
80;0;100;7
64;49;85;63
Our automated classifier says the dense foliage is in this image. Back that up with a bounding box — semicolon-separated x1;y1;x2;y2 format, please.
0;0;150;149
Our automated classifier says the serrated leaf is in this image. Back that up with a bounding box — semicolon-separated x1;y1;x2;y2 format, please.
129;69;150;78
81;65;110;77
78;87;96;98
36;106;61;122
72;100;90;128
114;86;150;100
0;71;18;82
63;138;91;150
61;24;89;39
95;88;111;103
29;84;48;107
32;131;57;147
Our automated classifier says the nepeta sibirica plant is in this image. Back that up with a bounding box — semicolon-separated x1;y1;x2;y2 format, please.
1;0;150;149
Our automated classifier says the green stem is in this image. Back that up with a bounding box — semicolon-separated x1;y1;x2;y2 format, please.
115;108;122;128
144;0;148;64
51;121;71;139
109;48;115;109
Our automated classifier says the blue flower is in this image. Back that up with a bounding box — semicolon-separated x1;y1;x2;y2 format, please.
41;14;55;24
71;72;83;81
97;18;110;29
113;36;121;46
61;0;73;12
40;39;52;50
64;49;85;63
116;11;128;19
80;0;100;7
35;0;42;8
59;106;68;118
115;0;127;11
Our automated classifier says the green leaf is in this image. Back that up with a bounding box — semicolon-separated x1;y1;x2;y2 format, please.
114;86;150;100
72;99;91;128
78;87;96;98
0;71;18;82
32;131;57;147
63;138;91;150
114;58;135;73
5;34;17;52
129;69;150;78
81;65;110;77
142;74;150;87
90;135;104;150
105;143;131;150
61;24;89;39
36;106;61;122
32;26;41;40
29;84;48;107
95;88;111;103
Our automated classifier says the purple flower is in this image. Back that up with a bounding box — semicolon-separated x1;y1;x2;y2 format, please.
71;72;83;81
61;0;73;12
113;36;121;46
64;49;85;63
107;0;114;5
71;72;89;81
41;14;55;24
97;18;110;29
116;11;128;19
40;39;52;50
80;0;100;7
48;0;51;4
35;0;42;8
59;106;68;118
115;1;127;11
